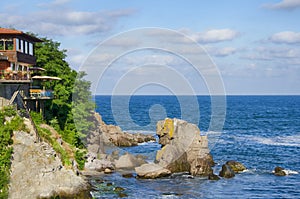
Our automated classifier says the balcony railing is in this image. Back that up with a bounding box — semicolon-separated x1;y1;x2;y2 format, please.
0;71;31;81
29;89;54;99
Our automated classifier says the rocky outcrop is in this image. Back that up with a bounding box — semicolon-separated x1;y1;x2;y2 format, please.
155;118;214;176
274;166;287;176
219;164;235;178
84;152;115;172
87;112;156;150
115;153;147;170
226;160;246;173
135;163;171;179
9;131;91;199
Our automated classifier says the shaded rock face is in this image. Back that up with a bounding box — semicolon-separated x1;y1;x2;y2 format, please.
155;118;213;176
219;164;235;178
135;163;171;179
226;160;246;173
274;166;286;176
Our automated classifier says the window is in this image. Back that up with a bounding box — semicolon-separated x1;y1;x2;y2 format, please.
11;63;16;71
0;40;3;50
16;38;19;51
29;43;33;55
5;40;13;50
24;41;28;54
20;40;24;53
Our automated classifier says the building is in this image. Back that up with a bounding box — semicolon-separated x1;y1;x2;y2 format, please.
0;27;59;113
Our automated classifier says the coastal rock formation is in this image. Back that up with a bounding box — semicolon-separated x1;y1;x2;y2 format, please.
219;164;235;178
9;130;91;199
135;163;171;179
87;112;156;149
84;152;115;172
115;153;147;170
155;118;214;176
274;166;287;176
226;160;246;173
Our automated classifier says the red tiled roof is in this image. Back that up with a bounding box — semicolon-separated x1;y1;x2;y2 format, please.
0;27;42;42
0;27;22;34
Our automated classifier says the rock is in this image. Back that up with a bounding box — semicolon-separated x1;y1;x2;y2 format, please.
274;166;286;176
114;187;125;192
118;193;128;198
115;153;147;170
135;163;171;179
190;157;213;176
104;168;113;174
155;118;213;176
226;160;246;173
84;152;115;172
219;164;235;178
9;131;91;199
208;173;220;180
122;173;134;178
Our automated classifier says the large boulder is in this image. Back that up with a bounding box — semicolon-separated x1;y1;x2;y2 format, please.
115;153;147;169
226;160;246;173
155;118;213;176
219;164;235;178
135;163;171;179
84;152;115;172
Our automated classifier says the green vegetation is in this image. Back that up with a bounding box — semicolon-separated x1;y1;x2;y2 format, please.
0;106;28;198
32;36;94;169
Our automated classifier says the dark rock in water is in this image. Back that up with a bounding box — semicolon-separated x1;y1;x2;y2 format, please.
226;160;246;173
208;173;220;180
118;192;128;198
122;173;134;178
219;164;235;178
114;187;125;192
274;166;286;176
106;182;113;186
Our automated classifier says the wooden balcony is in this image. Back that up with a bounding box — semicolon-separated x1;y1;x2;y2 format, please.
0;71;32;83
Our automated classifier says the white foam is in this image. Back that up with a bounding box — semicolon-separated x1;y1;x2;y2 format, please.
283;169;299;175
251;134;300;147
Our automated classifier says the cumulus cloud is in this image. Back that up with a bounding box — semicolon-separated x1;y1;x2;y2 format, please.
182;29;240;43
264;0;300;10
269;31;300;44
0;8;135;36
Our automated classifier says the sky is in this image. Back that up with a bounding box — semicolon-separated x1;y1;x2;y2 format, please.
1;0;300;95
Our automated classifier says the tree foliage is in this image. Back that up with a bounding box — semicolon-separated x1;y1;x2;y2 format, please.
34;37;95;148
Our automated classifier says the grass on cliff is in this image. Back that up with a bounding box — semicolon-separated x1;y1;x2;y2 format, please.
30;112;86;170
0;106;28;199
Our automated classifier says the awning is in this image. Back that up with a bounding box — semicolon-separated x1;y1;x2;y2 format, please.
32;75;61;80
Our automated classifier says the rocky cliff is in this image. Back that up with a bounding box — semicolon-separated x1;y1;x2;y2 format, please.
8;118;91;199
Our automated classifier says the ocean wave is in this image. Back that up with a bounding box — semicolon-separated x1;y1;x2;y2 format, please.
251;134;300;147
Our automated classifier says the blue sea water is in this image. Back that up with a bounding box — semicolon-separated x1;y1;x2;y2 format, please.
92;95;300;198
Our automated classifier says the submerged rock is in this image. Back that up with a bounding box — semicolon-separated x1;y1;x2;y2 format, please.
219;164;235;178
226;160;246;173
208;173;220;180
135;163;171;179
274;166;286;176
155;118;214;176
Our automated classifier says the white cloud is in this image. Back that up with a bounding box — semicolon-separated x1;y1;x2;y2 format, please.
0;8;135;36
269;31;300;44
205;46;237;57
264;0;300;10
182;29;240;43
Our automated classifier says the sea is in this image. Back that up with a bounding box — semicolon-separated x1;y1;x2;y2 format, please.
90;95;300;199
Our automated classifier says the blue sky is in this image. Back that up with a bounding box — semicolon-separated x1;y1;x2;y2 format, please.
1;0;300;95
